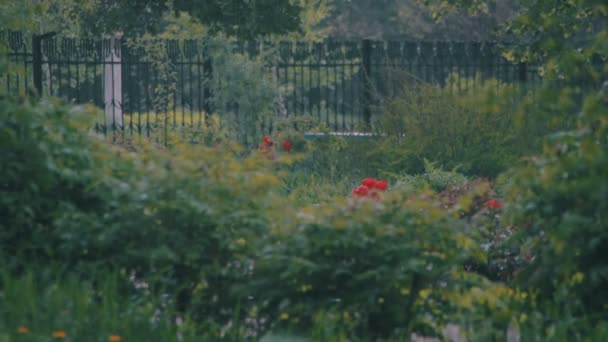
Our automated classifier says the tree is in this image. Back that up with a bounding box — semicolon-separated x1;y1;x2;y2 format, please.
423;0;607;67
423;0;608;331
0;0;303;38
73;0;302;38
303;0;518;40
174;0;302;38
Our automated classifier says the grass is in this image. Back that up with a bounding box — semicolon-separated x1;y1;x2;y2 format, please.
0;269;212;341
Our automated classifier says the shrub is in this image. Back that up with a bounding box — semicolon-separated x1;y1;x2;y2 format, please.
395;159;468;192
294;135;418;186
248;188;487;339
376;76;577;178
502;90;608;322
0;96;281;331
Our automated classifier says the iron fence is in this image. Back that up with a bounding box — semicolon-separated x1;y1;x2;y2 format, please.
2;31;539;144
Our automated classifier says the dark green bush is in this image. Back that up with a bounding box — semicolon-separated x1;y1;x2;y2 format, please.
502;89;608;322
248;189;487;339
395;159;468;192
376;77;577;178
0;97;280;330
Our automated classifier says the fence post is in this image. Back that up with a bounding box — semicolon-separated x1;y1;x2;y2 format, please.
104;34;123;130
202;40;213;119
32;35;42;96
361;39;372;129
518;61;527;83
32;32;56;96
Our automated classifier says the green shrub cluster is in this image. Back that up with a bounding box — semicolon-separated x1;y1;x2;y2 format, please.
0;97;281;330
500;89;608;334
249;190;487;339
375;77;577;178
2;92;607;340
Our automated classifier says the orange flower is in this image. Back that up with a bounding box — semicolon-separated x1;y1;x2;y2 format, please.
52;330;67;339
109;335;122;342
18;326;29;334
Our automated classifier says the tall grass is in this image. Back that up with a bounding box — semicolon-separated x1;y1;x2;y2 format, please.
0;269;212;341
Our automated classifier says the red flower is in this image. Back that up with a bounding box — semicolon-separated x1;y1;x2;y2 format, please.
362;178;376;188
373;180;388;191
262;136;273;146
282;140;293;152
486;200;502;209
351;185;369;197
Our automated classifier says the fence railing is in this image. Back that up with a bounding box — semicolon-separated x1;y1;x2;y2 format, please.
2;31;540;144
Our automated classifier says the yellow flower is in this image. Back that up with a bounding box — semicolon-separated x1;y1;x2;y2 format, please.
280;312;289;320
300;284;312;292
571;272;584;285
236;238;247;246
520;313;528;323
109;335;122;342
419;289;431;300
17;326;29;334
52;330;67;339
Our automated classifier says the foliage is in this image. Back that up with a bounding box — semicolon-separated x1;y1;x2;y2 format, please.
0;268;214;341
502;88;608;322
0;0;302;38
174;0;302;39
206;36;277;146
295;136;403;184
295;0;335;40
3;93;608;339
421;0;607;335
0;96;282;332
425;0;607;96
248;188;487;339
116;33;278;147
376;75;576;177
396;159;468;192
305;0;515;40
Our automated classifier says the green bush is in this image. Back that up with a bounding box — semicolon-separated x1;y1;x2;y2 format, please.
376;76;577;178
0;96;281;331
291;135;418;187
395;159;468;192
248;189;487;339
3;90;605;340
502;89;608;324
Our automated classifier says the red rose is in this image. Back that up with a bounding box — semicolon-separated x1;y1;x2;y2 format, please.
262;136;273;146
282;140;293;152
486;200;502;209
352;185;369;197
373;180;388;191
362;178;376;188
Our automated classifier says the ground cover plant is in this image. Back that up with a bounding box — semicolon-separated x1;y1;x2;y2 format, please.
0;269;215;341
